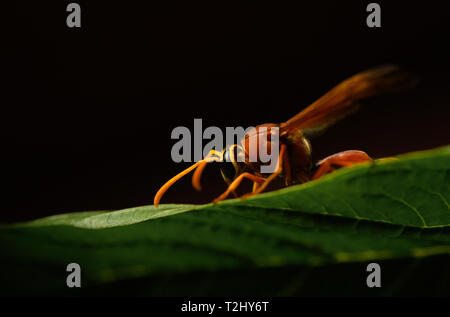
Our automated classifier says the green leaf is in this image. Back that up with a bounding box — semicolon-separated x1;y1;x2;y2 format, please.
1;146;449;296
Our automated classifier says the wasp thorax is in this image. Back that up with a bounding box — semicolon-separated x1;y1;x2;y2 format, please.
241;123;280;166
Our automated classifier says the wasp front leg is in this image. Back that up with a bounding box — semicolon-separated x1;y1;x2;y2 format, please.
312;150;372;180
239;144;289;200
212;173;266;203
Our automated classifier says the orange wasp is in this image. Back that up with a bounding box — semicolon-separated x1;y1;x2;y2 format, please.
154;65;414;207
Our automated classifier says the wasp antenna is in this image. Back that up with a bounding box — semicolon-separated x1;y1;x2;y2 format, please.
154;161;203;207
192;150;224;191
192;161;208;191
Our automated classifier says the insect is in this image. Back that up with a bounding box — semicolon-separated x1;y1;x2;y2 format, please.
154;65;414;207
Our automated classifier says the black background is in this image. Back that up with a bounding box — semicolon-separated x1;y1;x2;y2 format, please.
4;1;449;222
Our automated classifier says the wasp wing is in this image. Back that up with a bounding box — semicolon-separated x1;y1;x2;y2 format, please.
280;65;416;138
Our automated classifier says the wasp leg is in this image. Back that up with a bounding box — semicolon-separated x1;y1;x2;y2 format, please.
212;172;266;204
243;144;288;198
283;146;292;186
252;181;261;193
312;150;372;180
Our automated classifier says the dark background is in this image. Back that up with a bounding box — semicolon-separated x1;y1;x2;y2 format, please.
4;1;449;222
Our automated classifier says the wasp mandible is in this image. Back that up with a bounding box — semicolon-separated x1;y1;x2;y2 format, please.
154;65;414;207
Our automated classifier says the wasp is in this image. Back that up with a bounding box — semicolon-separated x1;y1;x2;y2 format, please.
154;65;414;207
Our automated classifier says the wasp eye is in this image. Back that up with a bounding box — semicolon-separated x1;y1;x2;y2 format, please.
223;145;240;163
